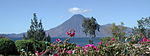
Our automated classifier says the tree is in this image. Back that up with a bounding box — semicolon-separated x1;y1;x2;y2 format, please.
82;17;100;44
110;22;126;41
134;17;150;38
111;23;119;37
44;34;51;42
25;13;50;41
23;34;27;40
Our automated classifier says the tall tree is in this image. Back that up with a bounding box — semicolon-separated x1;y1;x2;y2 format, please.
25;13;50;41
82;17;100;44
135;17;150;38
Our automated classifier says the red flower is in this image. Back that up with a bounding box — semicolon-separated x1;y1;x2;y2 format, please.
35;51;45;56
69;32;75;37
142;37;148;42
66;29;76;37
98;42;102;45
56;39;61;42
53;53;59;56
84;44;95;48
111;37;115;41
105;43;109;46
66;32;70;35
66;50;73;54
147;40;150;42
140;37;150;43
76;45;80;47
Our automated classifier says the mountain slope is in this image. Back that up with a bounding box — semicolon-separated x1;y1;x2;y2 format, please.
46;14;113;37
46;14;87;37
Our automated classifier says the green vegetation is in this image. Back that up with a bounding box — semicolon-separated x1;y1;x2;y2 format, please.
134;17;150;38
82;17;100;44
110;22;126;42
0;37;18;55
15;40;50;55
24;13;50;42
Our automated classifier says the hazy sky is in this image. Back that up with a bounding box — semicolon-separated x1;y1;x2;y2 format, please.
0;0;150;34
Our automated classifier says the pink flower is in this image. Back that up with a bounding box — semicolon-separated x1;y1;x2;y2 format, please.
69;32;75;37
66;32;70;35
111;37;115;41
147;40;150;42
105;43;109;46
142;37;148;42
92;46;97;49
56;39;61;42
67;50;73;54
76;45;80;47
35;51;45;56
83;48;88;52
98;42;102;45
139;37;150;43
84;44;97;49
83;44;99;51
84;44;94;48
66;29;76;37
53;53;59;56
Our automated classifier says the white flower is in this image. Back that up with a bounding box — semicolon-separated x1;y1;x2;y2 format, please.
72;50;76;54
146;52;150;54
132;44;141;48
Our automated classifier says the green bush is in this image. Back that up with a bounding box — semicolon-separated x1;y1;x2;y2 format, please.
0;38;18;55
15;40;50;53
15;40;35;53
100;37;112;42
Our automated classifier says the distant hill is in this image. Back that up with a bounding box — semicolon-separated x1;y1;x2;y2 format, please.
46;14;132;37
0;14;132;38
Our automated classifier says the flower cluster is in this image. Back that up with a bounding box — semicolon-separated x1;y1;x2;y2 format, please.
141;37;150;42
56;39;61;43
66;29;75;37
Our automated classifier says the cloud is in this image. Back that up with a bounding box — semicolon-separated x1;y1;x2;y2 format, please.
68;7;90;14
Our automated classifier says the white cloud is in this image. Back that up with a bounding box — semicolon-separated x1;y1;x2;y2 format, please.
68;7;90;14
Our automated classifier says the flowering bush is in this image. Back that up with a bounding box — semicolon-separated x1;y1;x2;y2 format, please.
11;34;150;56
2;32;150;56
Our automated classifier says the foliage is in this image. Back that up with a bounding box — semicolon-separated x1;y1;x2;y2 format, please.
100;37;112;42
0;37;18;55
39;36;150;56
25;13;50;41
15;40;35;53
82;17;100;44
134;17;150;38
110;22;126;41
15;39;50;55
1;34;150;56
82;17;100;37
47;35;51;42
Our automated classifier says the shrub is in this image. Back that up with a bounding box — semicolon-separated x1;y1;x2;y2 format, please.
0;37;18;55
15;40;35;53
100;37;112;42
15;40;50;54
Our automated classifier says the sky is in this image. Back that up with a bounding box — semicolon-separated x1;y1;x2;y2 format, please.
0;0;150;34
